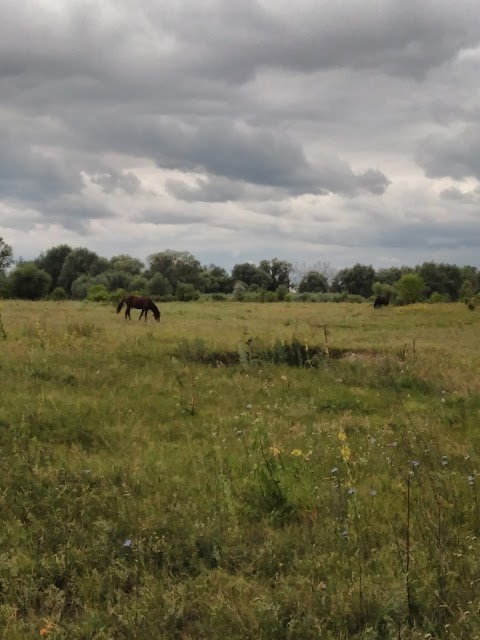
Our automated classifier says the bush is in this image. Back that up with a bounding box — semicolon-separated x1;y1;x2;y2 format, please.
276;284;289;301
176;283;200;301
50;286;67;300
9;263;51;300
87;284;110;302
429;291;449;303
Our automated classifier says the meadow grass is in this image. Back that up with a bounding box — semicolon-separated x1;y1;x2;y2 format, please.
0;300;479;639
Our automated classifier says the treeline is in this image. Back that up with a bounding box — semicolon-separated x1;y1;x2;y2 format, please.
0;237;478;305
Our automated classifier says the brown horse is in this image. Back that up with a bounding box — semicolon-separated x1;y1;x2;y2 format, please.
116;295;161;322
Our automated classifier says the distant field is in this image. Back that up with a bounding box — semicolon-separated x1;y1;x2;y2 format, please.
1;300;479;639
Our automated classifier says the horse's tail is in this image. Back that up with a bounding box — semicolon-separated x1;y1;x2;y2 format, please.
116;299;125;314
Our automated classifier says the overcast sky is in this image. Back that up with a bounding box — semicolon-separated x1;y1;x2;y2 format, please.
1;0;480;270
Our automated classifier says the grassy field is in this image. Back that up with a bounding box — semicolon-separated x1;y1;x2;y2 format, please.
0;299;479;639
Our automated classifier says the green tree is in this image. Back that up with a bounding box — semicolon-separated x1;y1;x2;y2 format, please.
0;237;14;273
58;248;108;294
332;264;376;298
298;271;328;293
394;273;425;305
417;262;462;301
109;254;144;275
9;263;51;300
259;258;293;291
232;262;271;289
375;266;413;285
202;265;234;294
147;273;173;297
459;279;474;302
372;281;395;300
460;266;478;292
70;275;91;299
35;245;72;291
128;275;148;293
147;250;203;290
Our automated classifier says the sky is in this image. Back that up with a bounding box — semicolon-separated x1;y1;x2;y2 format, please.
1;0;480;271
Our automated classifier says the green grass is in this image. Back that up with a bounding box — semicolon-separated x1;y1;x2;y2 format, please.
0;300;480;639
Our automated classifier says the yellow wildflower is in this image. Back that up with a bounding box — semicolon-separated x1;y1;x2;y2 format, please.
291;448;303;457
338;431;347;442
341;444;351;462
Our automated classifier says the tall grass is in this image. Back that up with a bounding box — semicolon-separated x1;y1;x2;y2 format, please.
0;300;479;638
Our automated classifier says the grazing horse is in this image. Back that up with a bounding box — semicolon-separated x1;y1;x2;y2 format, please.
373;295;389;309
116;295;161;322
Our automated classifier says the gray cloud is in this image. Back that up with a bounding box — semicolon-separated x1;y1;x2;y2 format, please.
90;171;143;194
416;126;480;180
0;0;480;266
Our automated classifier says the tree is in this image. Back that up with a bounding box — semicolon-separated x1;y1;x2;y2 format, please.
460;266;478;292
58;248;108;294
202;265;234;294
147;250;203;290
417;262;462;301
9;263;51;300
147;273;173;297
331;264;376;298
35;245;72;291
109;254;144;275
258;258;293;291
0;237;13;273
70;275;91;299
459;279;474;302
298;271;328;293
128;275;148;293
375;266;413;285
292;260;337;289
372;281;395;301
394;273;425;305
231;262;271;289
176;283;200;301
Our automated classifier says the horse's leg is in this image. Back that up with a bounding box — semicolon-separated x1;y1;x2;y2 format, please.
126;306;131;320
139;309;144;321
144;309;148;322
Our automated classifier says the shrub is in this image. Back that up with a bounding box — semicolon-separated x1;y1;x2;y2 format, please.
50;286;67;300
176;283;200;301
87;284;110;303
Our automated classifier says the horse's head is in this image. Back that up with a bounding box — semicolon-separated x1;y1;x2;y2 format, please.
154;309;161;322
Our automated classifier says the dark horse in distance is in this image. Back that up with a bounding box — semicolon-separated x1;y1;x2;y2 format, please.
373;295;389;309
117;295;161;322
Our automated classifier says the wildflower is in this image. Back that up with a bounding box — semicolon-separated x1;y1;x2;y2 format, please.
411;460;420;468
280;375;287;381
370;489;377;497
465;454;471;461
341;444;351;462
347;487;356;496
341;530;348;539
338;431;347;442
246;403;252;410
468;475;475;486
270;445;281;457
291;448;303;457
441;398;446;404
331;467;338;474
123;539;132;548
442;456;448;466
